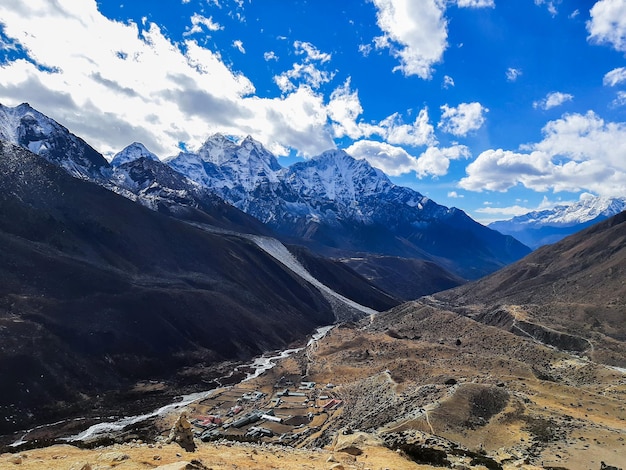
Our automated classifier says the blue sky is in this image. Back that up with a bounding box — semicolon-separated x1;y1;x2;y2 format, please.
1;0;626;223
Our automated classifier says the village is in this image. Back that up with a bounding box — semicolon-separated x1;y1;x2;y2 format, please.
180;374;343;447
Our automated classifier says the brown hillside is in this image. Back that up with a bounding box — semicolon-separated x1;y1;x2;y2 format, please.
435;211;626;366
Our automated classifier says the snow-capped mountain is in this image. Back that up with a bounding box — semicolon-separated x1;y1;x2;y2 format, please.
167;133;282;193
0;102;110;180
110;142;159;167
166;135;530;279
0;103;530;281
489;196;626;249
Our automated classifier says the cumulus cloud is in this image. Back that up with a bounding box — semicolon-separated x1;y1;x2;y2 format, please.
273;41;334;93
413;144;471;177
438;102;488;136
533;91;573;110
263;51;278;61
379;109;437;146
371;0;448;78
460;111;626;197
327;80;436;147
184;13;223;36
232;39;245;53
603;67;626;86
587;0;626;52
447;191;464;198
506;67;522;81
0;0;343;158
442;75;455;88
346;139;469;177
370;0;498;78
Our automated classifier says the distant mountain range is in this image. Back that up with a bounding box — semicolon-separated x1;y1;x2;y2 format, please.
165;134;530;281
489;196;626;249
0;102;530;294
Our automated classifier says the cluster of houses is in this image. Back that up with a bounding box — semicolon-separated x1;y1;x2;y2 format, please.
186;377;342;444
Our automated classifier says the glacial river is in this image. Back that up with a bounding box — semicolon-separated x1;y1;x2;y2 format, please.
10;324;335;447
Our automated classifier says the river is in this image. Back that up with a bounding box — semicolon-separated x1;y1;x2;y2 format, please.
10;324;335;447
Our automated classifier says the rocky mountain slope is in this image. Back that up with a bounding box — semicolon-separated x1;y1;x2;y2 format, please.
489;196;626;249
436;209;626;367
0;103;110;180
0;140;394;435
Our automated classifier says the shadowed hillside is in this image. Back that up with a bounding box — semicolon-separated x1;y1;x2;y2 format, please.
0;141;342;434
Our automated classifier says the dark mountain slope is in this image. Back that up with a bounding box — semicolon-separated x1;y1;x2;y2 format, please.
287;245;399;311
341;255;465;301
0;140;340;434
434;210;626;366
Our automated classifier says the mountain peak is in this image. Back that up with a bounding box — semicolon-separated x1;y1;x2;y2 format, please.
0;102;110;179
111;142;159;167
198;133;239;165
489;195;626;248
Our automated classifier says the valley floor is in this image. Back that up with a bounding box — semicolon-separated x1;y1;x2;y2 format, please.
3;301;626;470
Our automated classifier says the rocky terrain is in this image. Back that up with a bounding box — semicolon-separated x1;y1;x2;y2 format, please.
4;212;623;470
3;299;624;469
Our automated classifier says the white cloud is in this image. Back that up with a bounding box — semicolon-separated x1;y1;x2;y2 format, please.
273;41;334;93
533;91;573;110
587;0;626;52
184;13;223;36
379;109;437;146
447;191;464;198
294;41;331;63
473;195;581;224
326;80;436;147
263;51;278;61
460;111;626;197
371;0;448;79
413;144;471;177
603;66;626;86
346;140;423;176
535;0;559;16
358;43;372;57
506;67;522;81
0;0;338;158
456;0;495;7
611;90;626;107
442;75;455;88
438;102;488;136
370;0;499;78
346;139;469;178
327;79;364;139
232;39;245;53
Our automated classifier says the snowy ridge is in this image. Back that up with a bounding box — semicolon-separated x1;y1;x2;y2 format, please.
168;133;282;193
0;102;110;180
493;196;626;228
110;142;159;167
489;195;626;249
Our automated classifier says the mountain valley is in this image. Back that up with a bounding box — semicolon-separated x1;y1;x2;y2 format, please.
0;102;625;470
